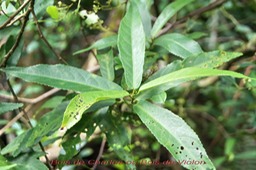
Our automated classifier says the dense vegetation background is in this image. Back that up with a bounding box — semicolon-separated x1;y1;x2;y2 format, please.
0;0;255;170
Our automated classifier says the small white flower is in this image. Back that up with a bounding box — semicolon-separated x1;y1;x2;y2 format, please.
79;10;88;19
79;10;99;25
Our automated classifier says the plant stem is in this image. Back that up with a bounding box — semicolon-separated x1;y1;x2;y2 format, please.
31;10;69;65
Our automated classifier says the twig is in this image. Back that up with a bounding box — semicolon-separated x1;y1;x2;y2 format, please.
0;88;60;104
7;13;27;27
31;10;68;65
0;0;31;29
92;136;106;170
0;5;31;67
177;0;226;25
157;0;226;37
220;7;239;26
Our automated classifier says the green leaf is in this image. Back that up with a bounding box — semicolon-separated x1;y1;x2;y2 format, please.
73;35;117;55
153;33;203;59
133;101;215;170
1;102;67;156
46;5;59;20
183;51;242;68
1;1;16;14
186;32;208;39
117;1;145;89
34;0;54;19
97;49;115;81
0;26;19;40
6;38;24;66
147;51;242;83
1;129;33;157
0;15;8;25
2;36;24;67
26;102;67;147
0;165;17;170
39;96;65;110
59;110;103;162
133;0;152;37
224;138;236;155
0;155;17;169
11;153;48;170
146;60;183;82
150;92;167;104
235;150;256;160
61;90;129;129
0;102;23;115
147;51;242;82
213;157;226;168
85;99;116;113
2;64;122;92
15;158;48;170
143;53;160;72
0;44;5;64
59;134;80;163
151;0;194;38
99;108;135;170
139;67;251;92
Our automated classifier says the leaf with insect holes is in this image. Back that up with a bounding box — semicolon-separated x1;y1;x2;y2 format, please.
137;51;244;100
59;111;104;162
61;90;129;129
98;107;136;170
133;101;216;170
147;51;242;82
